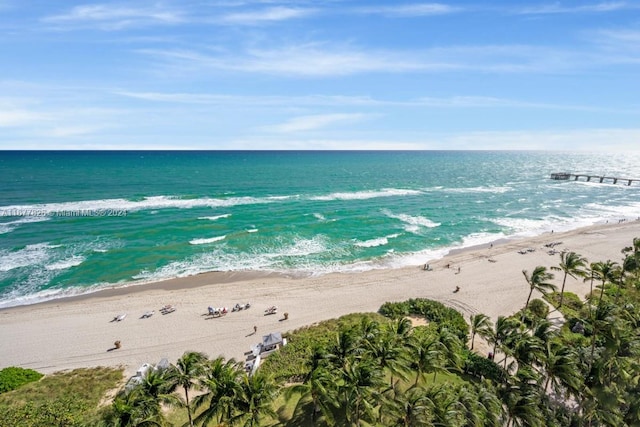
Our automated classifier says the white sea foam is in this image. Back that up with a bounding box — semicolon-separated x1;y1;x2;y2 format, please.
445;186;512;194
246;229;258;233
0;195;283;216
134;236;331;282
0;282;113;309
313;213;326;221
45;255;85;271
198;214;231;221
310;188;422;201
355;232;400;248
0;243;56;272
383;210;440;229
0;217;50;234
189;236;226;245
355;237;389;248
272;236;328;257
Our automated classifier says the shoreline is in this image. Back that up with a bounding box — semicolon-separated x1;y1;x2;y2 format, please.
0;220;603;311
1;220;639;376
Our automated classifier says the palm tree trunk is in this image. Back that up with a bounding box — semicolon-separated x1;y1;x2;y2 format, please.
471;332;476;350
544;375;551;392
184;386;193;427
598;280;606;308
559;272;568;307
522;288;534;321
589;325;598;373
589;274;594;317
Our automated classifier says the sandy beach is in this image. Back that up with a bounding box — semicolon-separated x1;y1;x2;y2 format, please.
1;220;639;376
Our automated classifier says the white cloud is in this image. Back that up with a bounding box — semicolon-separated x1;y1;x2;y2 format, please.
442;128;640;151
42;3;184;30
266;113;368;133
221;128;640;151
116;90;386;107
517;2;630;15
45;126;103;138
0;109;48;127
116;91;637;114
141;44;459;77
220;6;315;24
356;3;460;17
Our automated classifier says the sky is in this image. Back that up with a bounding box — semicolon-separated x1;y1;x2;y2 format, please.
1;1;639;150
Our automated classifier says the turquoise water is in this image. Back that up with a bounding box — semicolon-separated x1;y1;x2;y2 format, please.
1;150;639;307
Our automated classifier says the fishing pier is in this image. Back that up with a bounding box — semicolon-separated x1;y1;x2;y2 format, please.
551;172;639;186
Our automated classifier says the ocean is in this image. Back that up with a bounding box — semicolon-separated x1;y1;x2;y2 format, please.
1;150;639;308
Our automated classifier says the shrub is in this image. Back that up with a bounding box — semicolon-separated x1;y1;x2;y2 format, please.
461;350;505;383
0;367;43;394
379;298;468;341
528;298;549;319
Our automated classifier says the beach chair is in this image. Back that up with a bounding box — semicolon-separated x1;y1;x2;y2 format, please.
160;305;176;315
141;310;155;319
112;313;127;322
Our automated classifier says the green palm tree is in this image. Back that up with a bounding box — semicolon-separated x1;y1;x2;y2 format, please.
228;372;279;427
284;346;335;425
510;332;543;371
469;313;493;351
337;358;385;426
367;325;410;386
192;356;243;426
541;340;582;397
104;388;164;427
590;260;618;308
328;328;365;370
586;302;617;373
521;266;556;321
490;316;521;365
472;381;504;427
423;384;463;426
434;327;463;380
167;351;207;427
550;251;587;308
499;367;544;427
381;385;433;427
138;368;182;411
410;337;446;387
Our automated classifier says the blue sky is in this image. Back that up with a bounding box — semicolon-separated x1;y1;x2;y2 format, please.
1;1;639;150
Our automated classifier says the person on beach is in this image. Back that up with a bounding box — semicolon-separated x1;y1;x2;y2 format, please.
253;325;257;334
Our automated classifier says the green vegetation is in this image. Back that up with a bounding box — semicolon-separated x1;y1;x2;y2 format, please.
0;366;123;427
3;237;640;426
0;366;43;393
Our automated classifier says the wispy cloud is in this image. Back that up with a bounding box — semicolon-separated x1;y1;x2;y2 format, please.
516;2;630;15
225;128;640;151
116;91;383;106
42;3;184;30
0;109;48;127
356;3;460;17
140;41;600;77
266;113;368;133
116;91;639;114
220;6;316;24
442;128;640;151
140;44;461;77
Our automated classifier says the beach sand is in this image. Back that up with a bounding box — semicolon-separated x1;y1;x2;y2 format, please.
1;220;638;376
